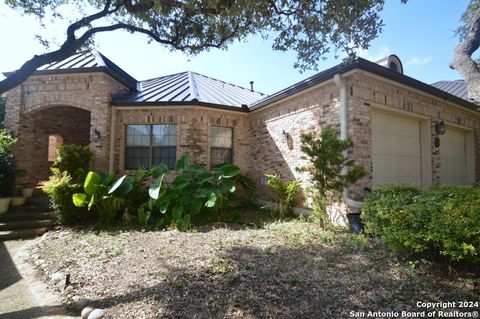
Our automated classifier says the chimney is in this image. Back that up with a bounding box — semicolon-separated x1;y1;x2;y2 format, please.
249;81;254;92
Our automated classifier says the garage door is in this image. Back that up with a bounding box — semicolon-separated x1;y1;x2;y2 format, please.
372;112;422;187
440;127;466;185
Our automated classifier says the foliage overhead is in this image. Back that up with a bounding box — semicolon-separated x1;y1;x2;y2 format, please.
0;0;385;93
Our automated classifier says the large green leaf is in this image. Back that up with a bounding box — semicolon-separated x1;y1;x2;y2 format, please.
172;205;184;220
218;164;241;178
194;188;210;198
108;175;133;196
175;154;189;171
88;194;96;210
72;193;87;207
84;171;100;196
205;192;217;208
157;199;170;214
185;164;207;174
149;173;165;199
196;171;213;184
152;164;168;179
177;214;191;231
190;199;203;216
172;173;193;189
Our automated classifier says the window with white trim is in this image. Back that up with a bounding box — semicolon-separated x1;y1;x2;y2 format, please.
125;124;176;169
210;126;233;167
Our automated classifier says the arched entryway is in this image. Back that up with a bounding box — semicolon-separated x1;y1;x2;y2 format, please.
15;105;91;187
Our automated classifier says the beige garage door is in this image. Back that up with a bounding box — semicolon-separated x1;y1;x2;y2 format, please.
372;111;422;187
440;127;467;185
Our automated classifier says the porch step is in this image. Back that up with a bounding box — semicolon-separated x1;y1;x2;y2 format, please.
0;228;49;241
0;196;54;241
0;219;52;231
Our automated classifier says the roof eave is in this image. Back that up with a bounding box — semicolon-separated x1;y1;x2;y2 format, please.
111;100;250;113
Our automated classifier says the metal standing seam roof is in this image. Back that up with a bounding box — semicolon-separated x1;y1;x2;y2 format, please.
430;80;470;101
30;51;138;90
113;71;266;109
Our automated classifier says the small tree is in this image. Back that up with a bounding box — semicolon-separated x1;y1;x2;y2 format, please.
297;126;365;223
0;129;16;197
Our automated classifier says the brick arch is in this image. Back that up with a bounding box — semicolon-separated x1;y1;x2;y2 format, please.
23;100;94;116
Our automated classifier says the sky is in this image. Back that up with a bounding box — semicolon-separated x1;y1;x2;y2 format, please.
0;0;472;95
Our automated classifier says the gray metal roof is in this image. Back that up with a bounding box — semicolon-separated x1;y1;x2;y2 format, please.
113;71;266;109
34;51;138;90
431;80;470;101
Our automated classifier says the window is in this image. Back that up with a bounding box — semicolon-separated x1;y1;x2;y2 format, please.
48;135;63;162
125;124;176;169
210;126;233;167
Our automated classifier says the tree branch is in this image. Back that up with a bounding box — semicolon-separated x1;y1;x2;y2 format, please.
450;7;480;104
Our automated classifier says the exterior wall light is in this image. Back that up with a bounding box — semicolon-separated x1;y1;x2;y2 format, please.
282;130;290;142
93;128;101;142
435;121;446;135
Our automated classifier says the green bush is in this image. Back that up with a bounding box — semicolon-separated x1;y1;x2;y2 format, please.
362;184;480;263
264;173;301;218
40;144;92;224
40;172;86;224
0;129;16;197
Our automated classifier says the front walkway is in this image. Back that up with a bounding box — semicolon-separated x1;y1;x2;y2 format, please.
0;239;73;319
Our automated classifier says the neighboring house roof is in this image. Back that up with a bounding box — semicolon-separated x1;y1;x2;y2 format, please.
4;51;138;91
431;80;470;101
250;58;478;112
113;71;265;110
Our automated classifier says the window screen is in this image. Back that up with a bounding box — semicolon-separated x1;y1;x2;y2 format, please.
211;126;233;167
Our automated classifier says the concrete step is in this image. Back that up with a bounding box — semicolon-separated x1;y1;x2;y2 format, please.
26;196;51;206
0;211;55;222
0;228;49;241
0;219;52;231
8;204;52;213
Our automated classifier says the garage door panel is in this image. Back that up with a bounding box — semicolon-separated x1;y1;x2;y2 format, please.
372;112;422;187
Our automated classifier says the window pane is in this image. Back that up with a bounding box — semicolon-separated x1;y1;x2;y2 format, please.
211;126;232;148
211;147;232;166
152;146;176;169
153;125;176;146
126;125;150;146
125;147;149;169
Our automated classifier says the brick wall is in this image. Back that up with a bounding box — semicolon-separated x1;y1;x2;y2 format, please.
113;107;250;174
4;72;129;187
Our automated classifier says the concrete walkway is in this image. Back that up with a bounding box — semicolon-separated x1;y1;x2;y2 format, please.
0;239;76;319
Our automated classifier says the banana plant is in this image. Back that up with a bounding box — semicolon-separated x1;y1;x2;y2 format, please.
148;155;240;231
72;171;133;225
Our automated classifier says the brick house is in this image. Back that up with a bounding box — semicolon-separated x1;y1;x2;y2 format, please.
4;51;480;216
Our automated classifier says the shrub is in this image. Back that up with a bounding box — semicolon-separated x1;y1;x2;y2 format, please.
362;184;480;263
297;126;365;223
40;172;85;224
148;155;241;230
40;144;92;224
53;144;92;183
0;129;16;197
264;173;301;218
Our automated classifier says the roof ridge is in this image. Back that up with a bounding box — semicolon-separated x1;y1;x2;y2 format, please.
91;50;107;67
187;71;199;101
190;71;266;95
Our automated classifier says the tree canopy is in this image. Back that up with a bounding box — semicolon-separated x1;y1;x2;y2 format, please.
0;0;385;93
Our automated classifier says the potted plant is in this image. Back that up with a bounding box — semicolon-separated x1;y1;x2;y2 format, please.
10;189;26;206
21;182;34;198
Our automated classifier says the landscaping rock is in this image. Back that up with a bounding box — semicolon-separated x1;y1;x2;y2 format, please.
81;306;94;319
50;271;65;283
76;297;93;308
87;308;105;319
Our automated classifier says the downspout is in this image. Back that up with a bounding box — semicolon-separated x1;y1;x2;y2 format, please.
108;107;116;174
333;74;364;211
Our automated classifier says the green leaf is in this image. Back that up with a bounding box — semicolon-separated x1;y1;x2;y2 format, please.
218;164;241;178
172;173;193;189
205;192;217;208
177;214;191;231
196;171;213;184
190;199;203;216
138;208;151;228
172;205;184;220
149;173;165;199
175;155;189;171
84;171;100;196
185;164;207;173
72;193;87;207
194;188;210;198
108;175;133;196
152;164;168;179
157;200;169;214
88;193;96;210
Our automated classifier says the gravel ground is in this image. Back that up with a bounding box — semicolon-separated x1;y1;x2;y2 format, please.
31;222;479;318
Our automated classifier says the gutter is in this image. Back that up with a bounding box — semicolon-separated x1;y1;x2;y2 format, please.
333;74;364;212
